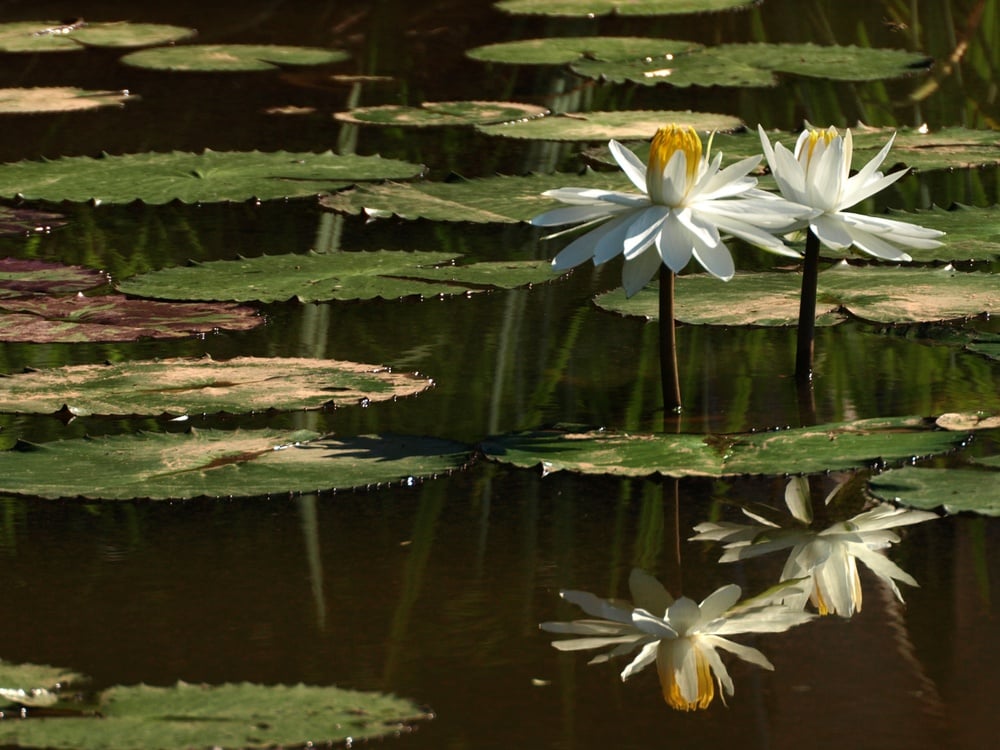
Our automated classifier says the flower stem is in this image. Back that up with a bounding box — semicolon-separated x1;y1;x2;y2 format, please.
795;229;821;382
659;265;682;415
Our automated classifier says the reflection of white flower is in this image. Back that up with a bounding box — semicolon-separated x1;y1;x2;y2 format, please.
757;124;944;261
539;568;813;711
691;477;937;617
531;124;808;296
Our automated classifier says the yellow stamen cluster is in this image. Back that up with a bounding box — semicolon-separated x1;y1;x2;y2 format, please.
661;643;715;711
803;125;839;166
648;124;703;182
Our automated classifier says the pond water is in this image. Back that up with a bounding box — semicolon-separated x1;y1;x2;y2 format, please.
0;0;998;748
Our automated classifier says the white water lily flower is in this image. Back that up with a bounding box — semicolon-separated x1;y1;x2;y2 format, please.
531;124;810;296
691;476;938;617
757;124;944;261
539;568;813;711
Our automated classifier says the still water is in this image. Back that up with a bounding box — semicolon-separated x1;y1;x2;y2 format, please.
0;0;997;748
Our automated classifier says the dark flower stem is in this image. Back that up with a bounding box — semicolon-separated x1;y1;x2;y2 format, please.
659;265;682;414
795;229;822;382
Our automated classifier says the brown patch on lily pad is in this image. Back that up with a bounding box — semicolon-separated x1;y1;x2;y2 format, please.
0;257;103;297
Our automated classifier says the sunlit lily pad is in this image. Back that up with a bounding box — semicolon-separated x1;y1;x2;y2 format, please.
0;428;470;500
335;100;548;127
121;44;348;72
0;87;132;113
477;110;742;141
0;258;105;298
0;20;195;53
0;207;66;235
0;681;430;749
494;0;759;16
0;150;422;204
482;415;968;478
0;661;83;709
869;466;1000;516
596;264;1000;325
116;251;555;303
0;295;261;342
467;37;703;65
0;356;432;416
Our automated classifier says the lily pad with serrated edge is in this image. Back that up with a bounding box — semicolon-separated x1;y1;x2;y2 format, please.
0;258;105;298
477;110;742;141
0;20;195;53
0;428;470;500
0;149;423;204
0;681;431;750
335;100;548;127
482;415;969;478
0;356;432;416
494;0;759;17
0;295;261;343
115;251;555;303
869;466;1000;516
121;44;348;72
0;87;132;114
0;660;83;709
595;264;1000;325
467;37;704;65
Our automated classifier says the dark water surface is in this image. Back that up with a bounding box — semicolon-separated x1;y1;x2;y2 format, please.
0;1;998;748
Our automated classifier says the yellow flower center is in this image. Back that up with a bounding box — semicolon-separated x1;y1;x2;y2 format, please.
647;124;702;190
802;126;839;168
661;642;715;711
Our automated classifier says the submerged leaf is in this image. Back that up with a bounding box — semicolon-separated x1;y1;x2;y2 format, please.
477;109;742;140
335;100;548;127
0;87;132;114
121;44;348;72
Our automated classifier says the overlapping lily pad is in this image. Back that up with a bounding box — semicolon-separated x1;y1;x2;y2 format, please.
869;466;1000;516
467;37;703;66
482;415;969;478
121;44;348;72
0;258;104;298
596;264;1000;325
493;0;759;16
0;150;422;204
0;20;195;53
0;87;132;113
115;251;555;303
335;100;548;127
0;428;471;500
0;356;431;416
0;661;83;709
477;110;742;141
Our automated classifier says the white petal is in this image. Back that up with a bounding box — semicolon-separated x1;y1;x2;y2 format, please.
699;639;734;697
656;149;690;206
623;206;669;260
704;635;774;672
592;212;638;265
811;213;854;249
815;544;861;616
670;638;699;703
691;238;735;280
531;203;619;228
772;141;808;201
843;132;896;197
852;544;919;588
839;168;909;208
784;476;813;523
540;619;634;636
549;634;645;651
621;639;659;681
621;246;663;297
559;589;635;622
695;154;761;200
808;135;845;208
655;212;694;273
845;226;913;261
632;607;679;638
609;139;650;195
541;186;648;207
550;217;622;271
698;584;742;622
629;568;674;614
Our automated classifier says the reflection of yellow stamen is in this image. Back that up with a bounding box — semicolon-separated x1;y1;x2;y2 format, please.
662;643;715;711
812;584;831;616
804;126;838;166
648;124;702;182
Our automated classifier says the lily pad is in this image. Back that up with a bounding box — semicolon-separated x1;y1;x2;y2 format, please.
0;295;261;343
595;264;1000;325
115;251;555;303
0;207;67;236
467;37;703;66
0;356;432;416
0;661;83;709
493;0;759;16
477;109;742;141
482;415;968;478
0;87;132;114
0;681;430;750
0;428;471;500
869;467;1000;516
0;258;105;298
121;44;348;72
0;20;195;53
966;333;1000;361
335;100;548;127
0;150;423;204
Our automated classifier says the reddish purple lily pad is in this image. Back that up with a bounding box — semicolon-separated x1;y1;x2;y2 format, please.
0;257;105;298
0;207;68;236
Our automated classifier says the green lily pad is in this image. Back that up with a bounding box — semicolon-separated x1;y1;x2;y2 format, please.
966;333;1000;361
0;20;195;53
0;681;430;750
0;258;105;298
494;0;759;16
0;428;470;500
467;37;703;65
596;264;1000;325
869;466;1000;516
0;150;422;204
482;415;969;478
0;356;431;416
0;87;132;114
0;661;83;709
477;109;742;141
121;44;348;72
116;251;555;303
335;100;548;127
0;295;261;343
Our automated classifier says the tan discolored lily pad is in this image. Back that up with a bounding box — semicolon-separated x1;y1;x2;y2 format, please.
0;258;105;298
467;36;704;66
0;356;432;416
0;20;195;53
121;44;348;72
0;660;84;709
477;109;742;141
494;0;759;16
335;100;549;127
0;87;132;114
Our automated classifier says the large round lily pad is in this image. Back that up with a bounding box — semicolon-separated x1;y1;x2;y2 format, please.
869;466;1000;516
494;0;759;16
335;100;548;127
467;37;703;65
0;429;471;500
0;20;195;53
0;87;132;114
121;44;348;72
477;110;742;141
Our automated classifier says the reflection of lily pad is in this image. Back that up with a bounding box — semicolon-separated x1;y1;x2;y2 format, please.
0;258;104;298
0;150;422;204
335;100;548;127
0;295;261;342
121;44;348;72
0;356;432;416
0;87;132;114
482;416;968;478
0;660;83;709
869;466;1000;516
467;37;703;65
494;0;759;16
0;681;431;750
0;207;67;236
0;20;195;53
596;264;1000;325
116;251;555;303
0;429;470;500
478;110;742;141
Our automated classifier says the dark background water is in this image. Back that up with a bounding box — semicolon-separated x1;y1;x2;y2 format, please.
0;1;997;748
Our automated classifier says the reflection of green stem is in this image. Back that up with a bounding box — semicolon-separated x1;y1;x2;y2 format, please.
795;229;822;381
296;494;326;631
659;266;681;417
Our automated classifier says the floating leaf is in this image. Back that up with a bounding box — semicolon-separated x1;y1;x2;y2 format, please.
467;37;703;65
966;333;1000;361
335;100;548;127
477;110;742;141
869;467;1000;516
0;356;432;416
0;295;261;343
0;207;66;236
0;661;83;709
0;20;195;53
116;251;555;303
596;264;1000;325
0;87;132;114
482;416;967;478
0;429;470;500
0;258;105;298
0;681;430;750
493;0;760;16
121;44;348;72
0;150;423;204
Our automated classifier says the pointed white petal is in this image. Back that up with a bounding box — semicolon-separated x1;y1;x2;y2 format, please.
629;568;674;614
623;206;668;260
549;634;645;651
691;238;735;280
559;589;635;622
704;635;774;671
609;139;650;195
531;203;620;228
810;213;854;249
655;212;695;273
785;476;813;523
621;246;663;297
698;584;742;622
621;639;659;681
